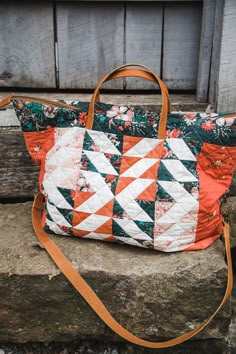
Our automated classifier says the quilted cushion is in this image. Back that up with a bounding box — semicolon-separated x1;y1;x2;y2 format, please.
13;100;236;252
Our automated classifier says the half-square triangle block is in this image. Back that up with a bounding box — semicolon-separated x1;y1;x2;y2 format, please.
123;136;163;157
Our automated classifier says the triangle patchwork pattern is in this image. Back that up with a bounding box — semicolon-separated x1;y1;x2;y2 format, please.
136;180;157;201
154;138;200;251
95;199;114;217
43;127;201;251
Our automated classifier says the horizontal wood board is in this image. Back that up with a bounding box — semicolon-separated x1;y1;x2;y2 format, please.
0;129;39;199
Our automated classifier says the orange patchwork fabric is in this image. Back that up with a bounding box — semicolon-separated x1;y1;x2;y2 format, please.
12;98;236;252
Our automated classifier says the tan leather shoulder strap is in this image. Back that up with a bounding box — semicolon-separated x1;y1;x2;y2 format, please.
32;192;233;349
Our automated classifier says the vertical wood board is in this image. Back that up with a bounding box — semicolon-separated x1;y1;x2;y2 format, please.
215;0;236;112
0;1;56;88
56;2;125;89
125;2;163;89
196;0;216;102
163;2;203;90
209;0;224;109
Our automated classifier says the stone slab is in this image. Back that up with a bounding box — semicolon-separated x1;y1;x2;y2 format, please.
0;202;231;348
0;339;229;354
229;196;236;248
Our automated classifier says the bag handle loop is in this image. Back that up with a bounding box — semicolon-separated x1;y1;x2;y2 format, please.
87;64;170;139
94;68;171;112
32;192;233;349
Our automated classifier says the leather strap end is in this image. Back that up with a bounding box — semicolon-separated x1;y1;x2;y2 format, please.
0;94;14;108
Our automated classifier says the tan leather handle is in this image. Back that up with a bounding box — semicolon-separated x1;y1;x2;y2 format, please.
87;64;169;139
95;69;171;113
32;192;233;349
0;94;14;108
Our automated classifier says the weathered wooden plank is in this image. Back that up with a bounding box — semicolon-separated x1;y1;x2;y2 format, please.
125;2;163;89
56;2;124;89
209;0;225;109
0;109;19;126
0;129;39;199
211;0;236;112
196;0;216;102
0;2;56;88
162;2;202;90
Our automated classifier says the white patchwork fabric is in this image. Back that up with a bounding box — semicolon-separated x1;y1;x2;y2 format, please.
43;127;200;252
115;178;155;222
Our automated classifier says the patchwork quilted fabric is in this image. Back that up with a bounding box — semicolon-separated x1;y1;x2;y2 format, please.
13;99;236;252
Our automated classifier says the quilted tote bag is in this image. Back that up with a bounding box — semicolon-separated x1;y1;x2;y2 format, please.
0;64;235;348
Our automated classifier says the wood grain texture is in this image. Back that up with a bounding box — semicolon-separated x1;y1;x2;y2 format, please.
209;0;225;109
125;2;163;89
215;0;236;112
0;129;39;199
162;1;202;90
0;1;56;88
196;0;216;103
0;108;19;126
56;2;124;89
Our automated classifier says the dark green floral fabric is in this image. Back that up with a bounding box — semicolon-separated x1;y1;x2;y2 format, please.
13;100;236;147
